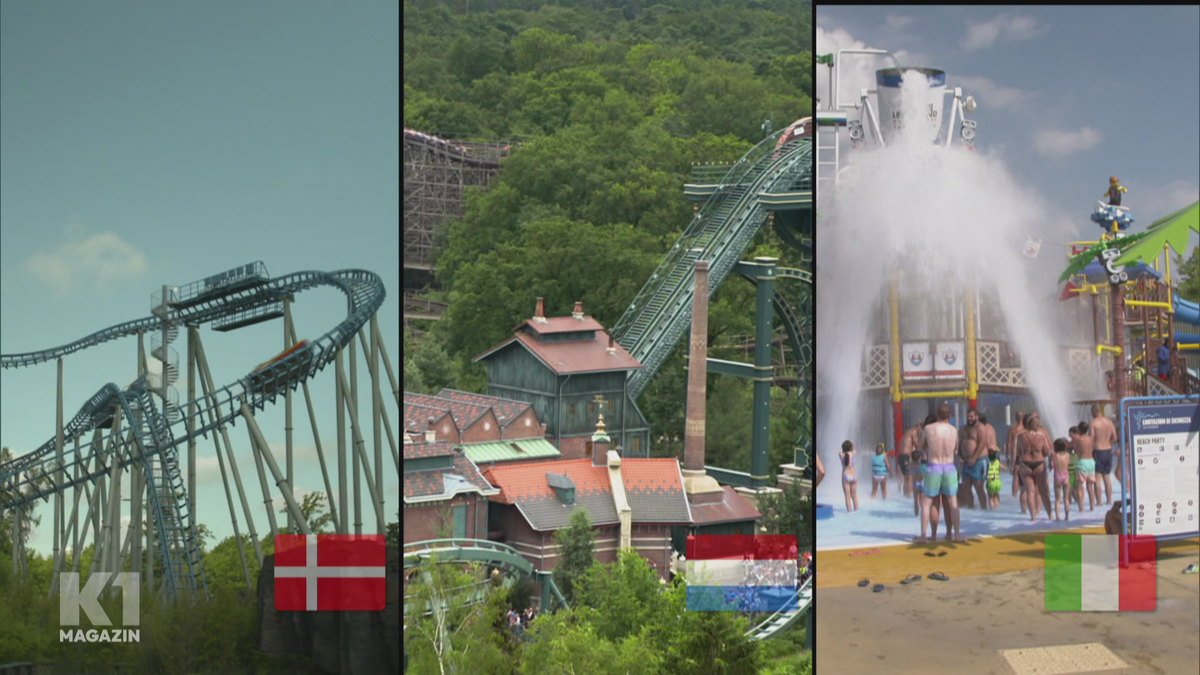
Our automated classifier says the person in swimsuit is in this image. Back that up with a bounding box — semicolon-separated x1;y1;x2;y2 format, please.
1007;412;1025;502
1072;420;1098;511
958;409;988;510
899;420;923;497
840;440;859;512
1052;438;1072;521
985;448;1005;509
1018;416;1055;522
870;442;890;500
1088;404;1119;504
814;452;825;490
910;448;925;516
916;405;964;543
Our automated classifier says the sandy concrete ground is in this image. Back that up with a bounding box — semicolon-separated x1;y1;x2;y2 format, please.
816;539;1199;675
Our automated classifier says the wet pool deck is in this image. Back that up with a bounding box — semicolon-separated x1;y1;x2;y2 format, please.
816;472;1199;675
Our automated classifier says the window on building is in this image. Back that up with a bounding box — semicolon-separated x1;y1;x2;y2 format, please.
568;403;576;416
585;441;593;457
452;504;467;538
587;400;595;415
631;437;641;454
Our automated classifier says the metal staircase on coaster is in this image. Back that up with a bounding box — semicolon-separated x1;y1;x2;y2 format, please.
612;132;813;401
0;264;388;600
402;538;810;641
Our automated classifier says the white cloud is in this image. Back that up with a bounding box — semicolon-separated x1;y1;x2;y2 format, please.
1033;127;1102;158
961;14;1047;51
953;75;1037;111
1132;179;1200;222
23;229;148;297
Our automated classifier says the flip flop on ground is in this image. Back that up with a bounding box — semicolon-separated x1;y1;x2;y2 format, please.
928;572;949;581
1183;564;1198;574
873;584;885;593
900;574;922;584
858;579;871;587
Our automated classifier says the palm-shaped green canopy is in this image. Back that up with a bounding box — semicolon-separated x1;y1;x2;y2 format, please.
1058;230;1154;283
1113;200;1199;267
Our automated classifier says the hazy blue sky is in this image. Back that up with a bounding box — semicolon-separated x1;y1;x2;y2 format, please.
1;1;400;555
817;6;1199;255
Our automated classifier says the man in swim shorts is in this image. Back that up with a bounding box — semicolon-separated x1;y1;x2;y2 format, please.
958;409;988;510
1088;404;1119;504
915;404;964;543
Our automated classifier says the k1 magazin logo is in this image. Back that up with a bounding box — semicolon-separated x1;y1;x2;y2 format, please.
274;534;387;611
59;572;140;643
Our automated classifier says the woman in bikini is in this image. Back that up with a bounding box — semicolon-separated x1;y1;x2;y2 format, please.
840;440;859;512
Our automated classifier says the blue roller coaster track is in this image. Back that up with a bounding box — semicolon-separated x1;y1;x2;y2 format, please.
0;263;388;600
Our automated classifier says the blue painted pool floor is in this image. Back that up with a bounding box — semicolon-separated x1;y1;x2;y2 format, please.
816;470;1123;550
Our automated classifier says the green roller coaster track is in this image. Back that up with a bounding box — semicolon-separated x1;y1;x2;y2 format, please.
611;129;813;474
402;538;812;643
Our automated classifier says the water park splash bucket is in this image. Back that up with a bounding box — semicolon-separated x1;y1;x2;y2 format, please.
875;68;946;144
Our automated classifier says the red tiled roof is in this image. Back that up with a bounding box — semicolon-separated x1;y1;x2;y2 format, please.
435;389;531;426
403;439;457;460
688;485;762;525
513;315;605;334
483;459;608;505
404;399;454;432
405;392;490;430
475;330;641;375
404;445;497;501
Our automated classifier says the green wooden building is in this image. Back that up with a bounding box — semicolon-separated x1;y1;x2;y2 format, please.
474;299;652;460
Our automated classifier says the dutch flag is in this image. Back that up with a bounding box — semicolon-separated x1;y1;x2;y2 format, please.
684;535;799;613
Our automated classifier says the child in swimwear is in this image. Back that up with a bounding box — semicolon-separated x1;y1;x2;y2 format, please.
870;443;890;500
985;448;1005;509
1067;431;1082;510
1052;438;1071;521
840;440;859;512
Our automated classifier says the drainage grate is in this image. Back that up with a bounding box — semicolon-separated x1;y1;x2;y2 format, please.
999;643;1128;675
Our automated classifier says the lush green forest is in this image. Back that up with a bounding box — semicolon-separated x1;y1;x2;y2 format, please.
404;480;814;675
404;0;814;476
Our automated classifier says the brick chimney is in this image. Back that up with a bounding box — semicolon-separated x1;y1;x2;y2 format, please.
425;415;437;443
572;301;583;320
607;335;616;355
681;255;724;502
534;297;547;323
592;413;610;467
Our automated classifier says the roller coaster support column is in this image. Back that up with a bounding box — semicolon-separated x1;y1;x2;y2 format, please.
334;365;386;534
351;319;361;535
284;299;295;534
50;357;65;596
194;333;264;566
287;321;341;530
750;258;777;488
186;324;198;543
337;348;348;534
241;402;312;535
1113;281;1127;399
371;314;384;526
965;287;978;410
889;273;903;452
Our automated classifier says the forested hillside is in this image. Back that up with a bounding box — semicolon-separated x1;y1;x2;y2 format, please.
404;0;813;475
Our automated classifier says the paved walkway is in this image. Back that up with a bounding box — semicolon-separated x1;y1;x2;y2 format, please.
816;534;1199;674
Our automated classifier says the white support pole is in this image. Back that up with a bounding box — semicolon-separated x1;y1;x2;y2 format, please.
336;348;347;534
240;402;312;535
51;358;65;595
288;321;340;530
284;298;295;534
370;316;384;533
335;367;385;533
350;327;361;535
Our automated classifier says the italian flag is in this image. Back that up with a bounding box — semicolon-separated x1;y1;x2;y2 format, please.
1044;535;1156;612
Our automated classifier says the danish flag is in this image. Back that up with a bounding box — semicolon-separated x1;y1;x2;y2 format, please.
274;534;387;611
